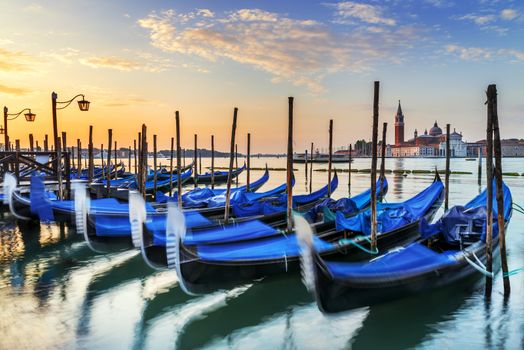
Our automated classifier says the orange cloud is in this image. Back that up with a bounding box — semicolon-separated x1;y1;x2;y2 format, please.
138;8;418;92
0;48;33;72
0;84;30;96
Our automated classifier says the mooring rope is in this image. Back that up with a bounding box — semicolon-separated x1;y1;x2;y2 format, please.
338;235;379;255
463;251;494;278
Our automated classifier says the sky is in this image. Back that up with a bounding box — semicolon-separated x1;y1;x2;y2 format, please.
0;0;523;153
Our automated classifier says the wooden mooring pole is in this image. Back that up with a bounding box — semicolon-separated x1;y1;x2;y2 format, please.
444;124;451;211
380;123;387;196
224;108;238;223
29;134;34;152
305;149;308;189
309;142;314;194
348;144;352;197
485;86;494;296
235;143;239;187
478;146;482;187
106;129;112;196
246;133;251;191
370;81;379;252
44;134;49;151
153;134;158;199
286;97;294;232
328;119;333;197
211;135;215;189
169;137;174;196
489;84;510;295
194;134;198;188
140;125;147;199
77;139;82;179
176;112;182;208
88;126;94;182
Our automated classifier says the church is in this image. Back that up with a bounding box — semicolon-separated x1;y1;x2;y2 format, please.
388;101;467;157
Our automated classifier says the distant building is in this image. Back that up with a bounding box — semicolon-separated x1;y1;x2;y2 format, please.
467;139;524;157
388;101;467;157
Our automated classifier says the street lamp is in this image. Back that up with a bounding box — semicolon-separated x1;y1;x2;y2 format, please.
51;92;90;152
3;106;36;151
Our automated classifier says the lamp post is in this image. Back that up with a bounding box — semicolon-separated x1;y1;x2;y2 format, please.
51;92;90;152
2;106;36;151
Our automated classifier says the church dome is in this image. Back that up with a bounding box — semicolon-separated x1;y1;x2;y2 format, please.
429;121;442;136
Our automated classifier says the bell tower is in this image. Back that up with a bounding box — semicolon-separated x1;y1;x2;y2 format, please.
394;100;405;145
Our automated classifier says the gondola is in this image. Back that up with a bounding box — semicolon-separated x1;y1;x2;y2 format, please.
135;175;386;272
15;167;270;225
168;174;441;294
82;172;334;253
301;179;512;313
190;163;246;185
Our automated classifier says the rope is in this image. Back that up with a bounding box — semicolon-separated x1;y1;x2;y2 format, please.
463;251;494;278
338;235;379;255
511;204;524;215
503;266;524;277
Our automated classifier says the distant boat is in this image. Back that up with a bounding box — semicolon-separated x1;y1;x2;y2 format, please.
293;152;354;164
465;158;476;161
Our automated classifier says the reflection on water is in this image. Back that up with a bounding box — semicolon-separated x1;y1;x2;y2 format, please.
1;157;523;349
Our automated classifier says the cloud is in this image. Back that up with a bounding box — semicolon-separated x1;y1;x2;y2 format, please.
43;48;80;64
138;8;417;92
22;3;43;12
79;56;142;71
446;45;492;60
500;9;518;20
0;84;30;96
0;48;34;71
197;9;214;18
424;0;454;8
456;13;496;25
329;2;396;26
446;45;524;62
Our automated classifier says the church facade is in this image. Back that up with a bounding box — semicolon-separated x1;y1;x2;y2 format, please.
388;101;467;157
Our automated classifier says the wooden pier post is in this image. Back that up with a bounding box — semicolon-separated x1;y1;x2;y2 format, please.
305;149;308;189
56;137;63;200
114;141;118;167
444;124;451;210
328;119;334;197
29;134;34;152
211;135;215;189
183;149;186;168
246;133;251;191
485;87;494;296
153;134;158;199
35;141;39;151
224;108;238;223
140;125;147;199
286;97;294;231
489;84;510;295
71;147;75;173
370;81;379;252
478;146;482;187
77;139;82;180
194;134;198;187
88;126;94;182
101;144;105;177
61;132;67;156
169;137;174;196
235;143;239;187
44;134;49;151
309;142;314;194
348;144;352;196
380;123;387;195
176;112;182;208
134;139;137;175
128;146;131;173
106;129;112;196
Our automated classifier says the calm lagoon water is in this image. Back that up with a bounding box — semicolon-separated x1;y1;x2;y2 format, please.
1;157;523;349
